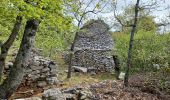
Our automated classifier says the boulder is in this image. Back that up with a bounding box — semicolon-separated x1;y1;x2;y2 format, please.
72;66;87;73
42;88;65;100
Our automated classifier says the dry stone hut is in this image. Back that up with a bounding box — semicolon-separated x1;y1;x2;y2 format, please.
71;20;115;72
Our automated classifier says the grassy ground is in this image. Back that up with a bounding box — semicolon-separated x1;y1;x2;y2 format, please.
54;52;116;88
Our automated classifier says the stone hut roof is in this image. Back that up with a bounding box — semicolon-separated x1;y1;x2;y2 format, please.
72;20;114;51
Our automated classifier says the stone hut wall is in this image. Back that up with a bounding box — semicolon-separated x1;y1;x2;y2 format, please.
72;50;114;72
71;20;115;72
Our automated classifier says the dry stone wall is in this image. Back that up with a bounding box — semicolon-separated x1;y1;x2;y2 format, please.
72;50;114;72
5;49;58;88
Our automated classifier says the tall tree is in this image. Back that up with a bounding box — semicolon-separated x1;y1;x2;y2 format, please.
124;0;140;87
0;16;22;81
0;0;72;98
0;19;40;99
112;0;160;33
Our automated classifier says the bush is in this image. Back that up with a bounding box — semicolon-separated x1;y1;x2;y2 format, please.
112;31;170;73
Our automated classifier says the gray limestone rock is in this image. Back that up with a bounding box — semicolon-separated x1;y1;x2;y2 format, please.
37;81;47;87
15;97;42;100
46;77;59;85
42;88;65;100
72;66;87;73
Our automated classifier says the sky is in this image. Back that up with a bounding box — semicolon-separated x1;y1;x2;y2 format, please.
88;0;170;32
118;0;170;22
71;0;170;32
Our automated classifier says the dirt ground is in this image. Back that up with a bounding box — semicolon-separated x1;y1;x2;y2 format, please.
12;72;170;100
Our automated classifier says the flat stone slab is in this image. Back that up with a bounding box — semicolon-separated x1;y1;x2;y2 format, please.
72;66;87;73
15;97;42;100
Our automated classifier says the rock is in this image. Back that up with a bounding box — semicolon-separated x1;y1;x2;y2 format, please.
50;69;57;75
31;70;40;75
165;81;170;88
29;74;40;80
87;67;97;73
72;66;87;73
62;87;92;100
62;88;77;94
46;77;59;85
30;65;44;71
79;91;91;100
37;81;47;87
153;64;160;70
63;94;75;100
41;67;50;72
119;72;125;80
42;88;65;100
15;97;42;100
25;69;33;73
89;71;96;76
5;62;13;70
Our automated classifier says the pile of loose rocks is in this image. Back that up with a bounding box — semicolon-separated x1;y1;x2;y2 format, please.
5;49;59;88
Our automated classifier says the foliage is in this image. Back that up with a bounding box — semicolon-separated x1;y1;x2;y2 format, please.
116;5;157;33
64;0;112;27
113;31;170;73
0;0;75;57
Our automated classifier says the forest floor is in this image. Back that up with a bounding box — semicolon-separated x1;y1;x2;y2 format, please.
12;71;170;100
7;52;170;100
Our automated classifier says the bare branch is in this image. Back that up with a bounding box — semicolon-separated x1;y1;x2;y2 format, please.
113;2;133;29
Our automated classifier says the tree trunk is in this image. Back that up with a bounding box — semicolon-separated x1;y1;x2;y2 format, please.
0;19;40;99
124;0;140;87
67;33;78;79
0;16;22;81
67;51;73;78
113;55;120;80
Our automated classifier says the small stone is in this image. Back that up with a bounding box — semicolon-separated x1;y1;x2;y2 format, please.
40;74;46;78
15;97;42;100
31;74;40;80
63;93;75;100
62;88;77;94
72;66;87;73
50;69;57;75
31;70;40;75
41;67;50;72
87;67;97;72
25;69;33;73
49;64;57;69
119;72;125;80
37;81;47;87
46;77;59;85
30;65;44;71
